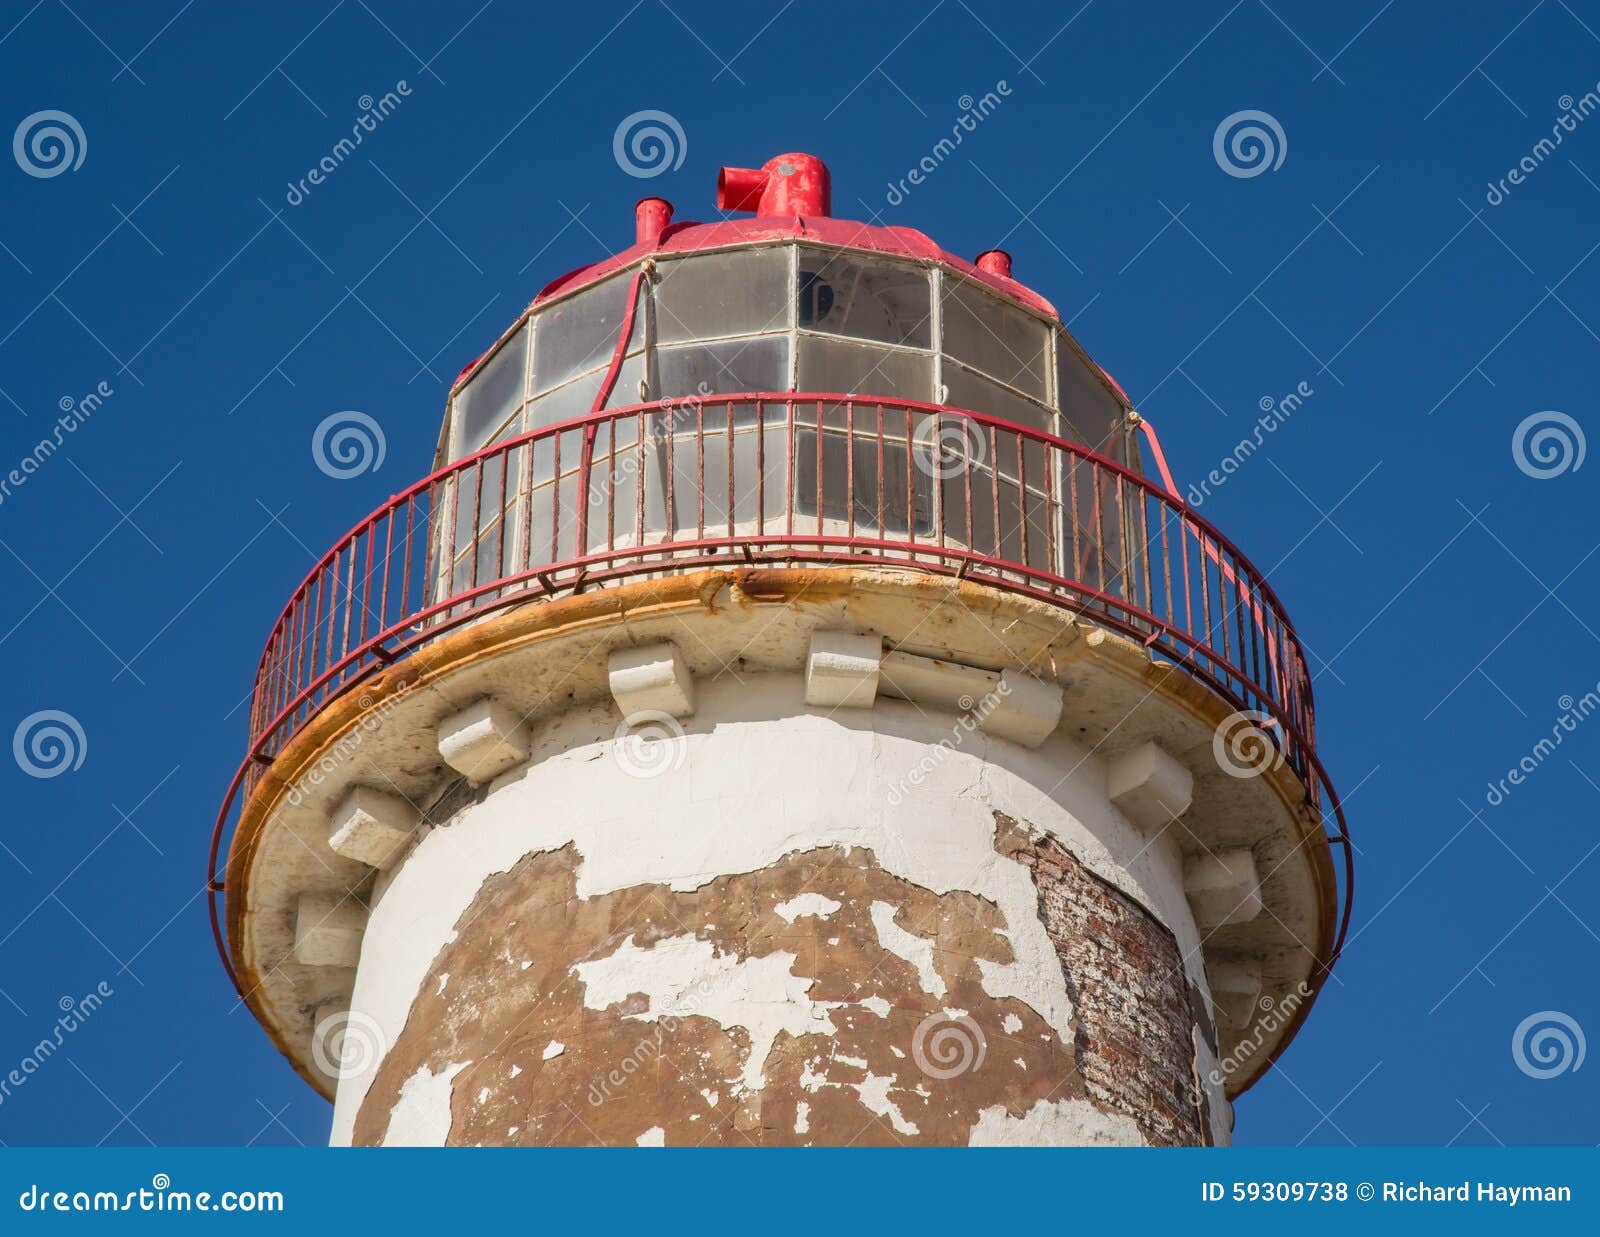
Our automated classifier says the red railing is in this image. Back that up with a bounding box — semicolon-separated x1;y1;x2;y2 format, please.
209;394;1352;992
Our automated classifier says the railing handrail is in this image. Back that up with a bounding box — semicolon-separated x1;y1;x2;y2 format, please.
211;392;1352;1009
245;392;1314;725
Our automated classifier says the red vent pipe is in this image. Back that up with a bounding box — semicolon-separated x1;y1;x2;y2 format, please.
717;153;831;218
975;249;1012;279
635;197;673;246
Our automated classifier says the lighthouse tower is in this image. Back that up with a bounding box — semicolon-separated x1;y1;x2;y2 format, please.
209;153;1351;1147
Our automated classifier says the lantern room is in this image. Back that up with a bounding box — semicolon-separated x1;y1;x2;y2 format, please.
440;234;1134;467
430;152;1141;603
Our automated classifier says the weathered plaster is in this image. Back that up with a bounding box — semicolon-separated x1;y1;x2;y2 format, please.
383;1060;468;1146
969;1097;1145;1146
352;842;1108;1145
330;671;1221;1144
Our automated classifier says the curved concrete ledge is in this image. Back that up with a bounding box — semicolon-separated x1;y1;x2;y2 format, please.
225;567;1337;1106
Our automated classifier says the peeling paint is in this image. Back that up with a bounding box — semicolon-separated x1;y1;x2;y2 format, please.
337;691;1139;1142
384;1061;468;1146
573;933;839;1093
774;893;843;923
352;843;1103;1146
869;902;944;998
339;681;1220;1147
969;1098;1145;1146
855;1071;919;1136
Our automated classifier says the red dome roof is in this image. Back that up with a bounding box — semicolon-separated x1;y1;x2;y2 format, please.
530;213;1060;321
451;153;1113;396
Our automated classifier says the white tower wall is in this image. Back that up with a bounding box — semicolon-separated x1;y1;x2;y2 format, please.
327;671;1230;1147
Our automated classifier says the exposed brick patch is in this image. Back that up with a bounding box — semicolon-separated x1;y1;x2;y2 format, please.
994;812;1214;1145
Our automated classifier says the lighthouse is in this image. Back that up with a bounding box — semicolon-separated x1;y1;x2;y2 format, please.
209;152;1351;1146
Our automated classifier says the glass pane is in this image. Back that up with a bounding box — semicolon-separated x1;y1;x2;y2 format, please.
1056;334;1124;456
796;249;931;349
796;334;932;400
450;426;522;552
526;485;556;569
656;336;789;399
697;432;732;533
793;402;934;536
646;408;786;536
583;417;646;552
940;278;1049;400
454;325;527;454
1062;454;1124;599
653;249;790;343
942;363;1054;432
532;275;642;393
444;448;518;592
633;409;676;538
452;466;491;561
607;353;647;408
526;368;605;429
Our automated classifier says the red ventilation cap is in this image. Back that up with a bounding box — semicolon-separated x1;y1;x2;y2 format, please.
717;153;831;218
975;249;1012;279
635;197;673;246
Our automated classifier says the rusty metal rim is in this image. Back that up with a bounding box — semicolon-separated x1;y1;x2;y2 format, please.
211;555;1352;980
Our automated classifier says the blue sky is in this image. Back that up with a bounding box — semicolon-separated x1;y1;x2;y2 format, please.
0;0;1597;1147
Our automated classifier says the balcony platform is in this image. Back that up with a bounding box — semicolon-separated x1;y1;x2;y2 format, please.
219;564;1341;1105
